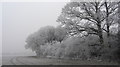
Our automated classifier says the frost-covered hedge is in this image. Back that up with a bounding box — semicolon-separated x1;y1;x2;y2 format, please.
36;34;119;62
36;35;99;60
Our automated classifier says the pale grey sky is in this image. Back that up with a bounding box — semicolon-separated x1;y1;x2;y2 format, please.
0;3;2;55
2;2;67;55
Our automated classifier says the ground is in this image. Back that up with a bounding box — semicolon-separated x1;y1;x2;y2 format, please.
2;56;119;65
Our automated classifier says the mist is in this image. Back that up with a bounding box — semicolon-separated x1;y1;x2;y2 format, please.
0;3;2;55
2;2;66;56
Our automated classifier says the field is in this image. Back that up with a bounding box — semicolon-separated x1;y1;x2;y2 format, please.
2;56;119;65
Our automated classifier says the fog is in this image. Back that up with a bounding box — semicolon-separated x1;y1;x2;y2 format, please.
2;2;67;56
0;3;2;55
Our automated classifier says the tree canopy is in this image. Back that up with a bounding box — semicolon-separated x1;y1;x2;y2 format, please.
25;25;67;52
57;1;119;44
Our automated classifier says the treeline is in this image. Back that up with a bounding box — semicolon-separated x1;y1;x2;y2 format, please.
25;1;120;62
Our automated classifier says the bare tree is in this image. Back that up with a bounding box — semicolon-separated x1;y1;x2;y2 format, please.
57;1;119;44
57;2;106;44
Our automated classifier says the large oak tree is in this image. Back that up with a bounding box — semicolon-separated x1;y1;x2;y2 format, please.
57;1;119;44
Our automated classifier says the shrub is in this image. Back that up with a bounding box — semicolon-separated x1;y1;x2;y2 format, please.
100;34;119;61
61;36;90;60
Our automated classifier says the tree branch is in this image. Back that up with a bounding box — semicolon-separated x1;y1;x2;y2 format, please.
102;28;107;32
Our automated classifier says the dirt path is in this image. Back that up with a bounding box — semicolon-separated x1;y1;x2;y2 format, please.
10;57;26;65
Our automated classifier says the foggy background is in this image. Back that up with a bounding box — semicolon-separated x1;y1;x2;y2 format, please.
2;2;67;56
0;2;2;55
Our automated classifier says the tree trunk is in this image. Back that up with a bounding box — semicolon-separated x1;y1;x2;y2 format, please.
97;22;104;59
105;2;110;37
95;2;104;45
98;26;104;44
97;20;104;44
106;22;110;37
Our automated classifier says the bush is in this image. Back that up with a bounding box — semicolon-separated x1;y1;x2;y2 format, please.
100;34;119;62
37;35;100;60
60;36;90;60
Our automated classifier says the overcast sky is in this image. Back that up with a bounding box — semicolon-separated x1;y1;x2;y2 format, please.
2;2;67;55
0;3;2;55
